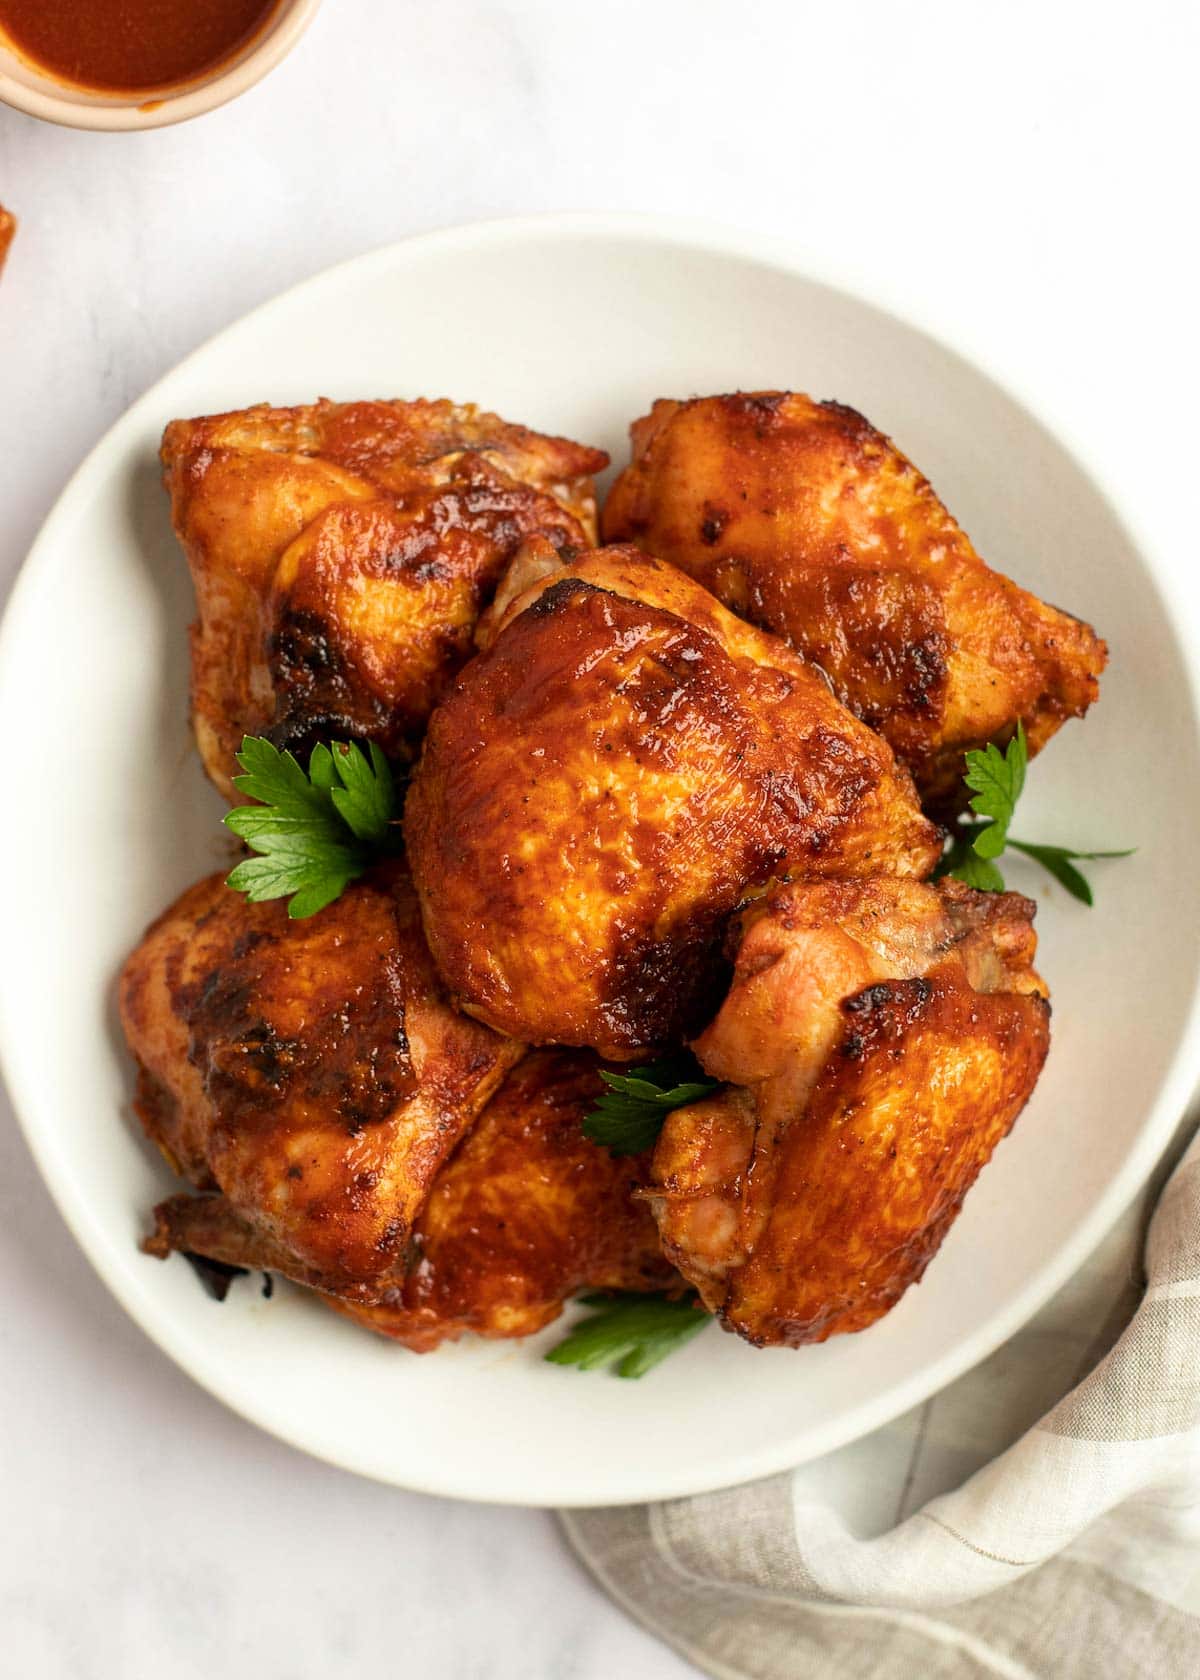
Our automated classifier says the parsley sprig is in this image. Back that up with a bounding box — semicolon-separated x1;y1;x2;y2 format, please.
224;736;402;918
545;1291;710;1378
582;1053;717;1156
935;725;1132;904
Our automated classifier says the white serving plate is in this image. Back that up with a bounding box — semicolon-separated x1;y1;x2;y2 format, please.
1;214;1198;1507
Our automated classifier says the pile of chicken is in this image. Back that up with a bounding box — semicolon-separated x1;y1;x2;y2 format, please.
120;391;1105;1354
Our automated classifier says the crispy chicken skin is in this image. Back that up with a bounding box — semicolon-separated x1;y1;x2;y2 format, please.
648;878;1050;1346
405;545;941;1058
603;393;1106;809
330;1051;676;1350
161;398;608;799
120;864;524;1302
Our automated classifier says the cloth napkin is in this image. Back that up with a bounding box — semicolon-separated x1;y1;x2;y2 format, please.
562;1114;1200;1679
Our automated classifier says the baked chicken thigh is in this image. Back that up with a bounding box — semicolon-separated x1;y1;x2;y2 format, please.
406;544;941;1058
603;393;1106;808
162;398;608;799
648;877;1050;1345
121;863;523;1303
332;1051;675;1350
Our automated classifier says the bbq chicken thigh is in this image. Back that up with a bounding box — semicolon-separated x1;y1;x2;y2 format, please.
648;877;1050;1346
120;863;524;1303
332;1051;676;1350
406;544;941;1058
161;398;608;799
603;393;1106;809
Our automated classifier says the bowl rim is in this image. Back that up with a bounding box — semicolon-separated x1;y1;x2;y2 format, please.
2;210;1199;1504
0;0;322;131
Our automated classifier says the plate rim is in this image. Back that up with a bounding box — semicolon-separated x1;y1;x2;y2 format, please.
3;209;1200;1507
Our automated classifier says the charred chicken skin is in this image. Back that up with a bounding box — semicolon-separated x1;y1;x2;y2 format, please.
121;864;524;1303
332;1051;676;1350
161;398;608;799
405;544;941;1059
648;877;1050;1346
603;393;1106;809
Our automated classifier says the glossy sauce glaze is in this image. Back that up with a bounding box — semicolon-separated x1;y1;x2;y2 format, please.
0;0;281;94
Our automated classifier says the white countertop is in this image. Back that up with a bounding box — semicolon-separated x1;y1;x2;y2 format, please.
2;4;1197;1675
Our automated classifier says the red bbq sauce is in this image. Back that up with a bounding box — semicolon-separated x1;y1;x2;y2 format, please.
0;0;282;95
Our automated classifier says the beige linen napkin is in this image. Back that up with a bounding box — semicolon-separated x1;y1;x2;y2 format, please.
562;1115;1200;1679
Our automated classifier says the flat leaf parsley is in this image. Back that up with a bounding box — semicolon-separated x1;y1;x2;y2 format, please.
582;1052;717;1156
545;1291;711;1378
935;725;1132;904
224;736;402;918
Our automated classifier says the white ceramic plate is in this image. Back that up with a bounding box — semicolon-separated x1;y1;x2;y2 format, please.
2;214;1199;1507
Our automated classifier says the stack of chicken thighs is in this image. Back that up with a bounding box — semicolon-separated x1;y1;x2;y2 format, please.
120;392;1105;1353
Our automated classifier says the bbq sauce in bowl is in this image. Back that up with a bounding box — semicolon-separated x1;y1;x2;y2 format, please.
0;0;281;95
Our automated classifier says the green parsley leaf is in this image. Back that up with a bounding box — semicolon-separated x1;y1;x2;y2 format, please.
1006;839;1135;908
223;737;401;919
329;740;395;844
229;735;337;821
226;842;362;903
307;742;338;795
949;844;1007;894
545;1291;711;1378
935;727;1133;906
582;1052;717;1156
962;724;1026;855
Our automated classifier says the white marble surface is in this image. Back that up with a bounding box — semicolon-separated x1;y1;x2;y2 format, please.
1;4;1198;1675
